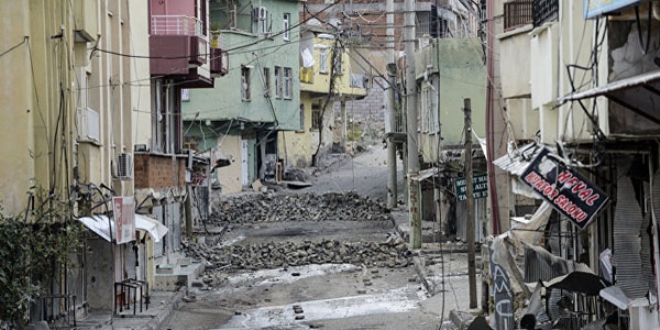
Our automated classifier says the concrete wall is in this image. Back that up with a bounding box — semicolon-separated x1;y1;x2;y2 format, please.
130;1;153;147
415;38;487;163
0;1;36;216
183;0;301;131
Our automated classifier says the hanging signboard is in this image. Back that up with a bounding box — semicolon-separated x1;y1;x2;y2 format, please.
584;0;645;19
455;175;489;201
519;147;608;230
112;196;136;244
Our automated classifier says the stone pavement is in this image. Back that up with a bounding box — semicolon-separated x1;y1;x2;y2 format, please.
73;288;185;330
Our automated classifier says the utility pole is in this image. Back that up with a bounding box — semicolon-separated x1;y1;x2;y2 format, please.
386;0;397;209
386;65;397;209
464;98;477;309
405;0;421;248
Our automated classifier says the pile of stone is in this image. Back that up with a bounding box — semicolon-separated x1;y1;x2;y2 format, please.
183;237;411;274
211;192;391;224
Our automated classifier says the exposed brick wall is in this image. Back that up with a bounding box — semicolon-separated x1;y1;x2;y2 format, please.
134;153;187;189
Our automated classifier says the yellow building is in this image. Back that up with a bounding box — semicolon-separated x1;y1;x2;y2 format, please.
0;0;154;320
279;25;368;168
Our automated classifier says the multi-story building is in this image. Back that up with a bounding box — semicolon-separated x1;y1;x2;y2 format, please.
182;0;302;193
281;24;368;168
489;0;660;328
412;37;488;240
1;0;220;325
1;0;153;323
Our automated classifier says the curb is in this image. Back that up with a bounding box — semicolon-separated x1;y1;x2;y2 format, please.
144;287;187;330
412;255;436;295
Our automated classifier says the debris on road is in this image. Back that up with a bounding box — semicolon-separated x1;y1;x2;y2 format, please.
210;192;391;224
182;238;412;286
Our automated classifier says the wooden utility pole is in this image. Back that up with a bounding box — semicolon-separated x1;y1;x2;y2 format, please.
405;0;421;248
464;98;477;308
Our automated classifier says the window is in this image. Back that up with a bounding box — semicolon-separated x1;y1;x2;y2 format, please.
152;79;181;154
283;13;290;41
274;66;282;99
298;104;305;132
311;103;321;130
283;67;292;99
334;51;343;74
421;87;438;133
181;89;190;101
263;67;271;97
241;66;251;101
319;48;328;74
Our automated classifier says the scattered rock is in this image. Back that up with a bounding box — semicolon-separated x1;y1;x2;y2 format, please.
210;192;391;224
357;289;367;294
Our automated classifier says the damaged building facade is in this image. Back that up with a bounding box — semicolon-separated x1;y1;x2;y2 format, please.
487;0;660;329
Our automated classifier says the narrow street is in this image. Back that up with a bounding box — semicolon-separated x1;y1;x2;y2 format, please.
160;148;467;330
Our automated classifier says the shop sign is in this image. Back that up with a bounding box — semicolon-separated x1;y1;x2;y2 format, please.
520;147;608;229
455;175;489;201
113;196;135;244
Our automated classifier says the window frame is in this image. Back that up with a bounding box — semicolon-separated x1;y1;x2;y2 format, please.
274;66;282;99
283;13;290;41
241;66;251;101
283;67;292;99
263;67;271;98
319;48;328;74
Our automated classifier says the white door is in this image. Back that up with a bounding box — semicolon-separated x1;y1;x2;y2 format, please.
241;139;249;186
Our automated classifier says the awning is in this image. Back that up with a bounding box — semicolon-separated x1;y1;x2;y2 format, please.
134;214;168;242
493;143;545;176
558;69;660;125
77;214;168;243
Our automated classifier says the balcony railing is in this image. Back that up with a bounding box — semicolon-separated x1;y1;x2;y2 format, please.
532;0;558;27
504;0;532;32
151;15;203;36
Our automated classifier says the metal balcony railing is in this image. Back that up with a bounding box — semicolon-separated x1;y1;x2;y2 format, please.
151;15;203;36
532;0;558;27
504;0;532;32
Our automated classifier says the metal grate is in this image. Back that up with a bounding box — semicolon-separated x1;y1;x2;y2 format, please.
532;0;558;26
504;0;533;32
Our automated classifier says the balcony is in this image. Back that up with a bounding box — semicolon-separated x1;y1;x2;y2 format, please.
532;0;558;27
504;0;532;32
150;15;213;87
151;15;204;37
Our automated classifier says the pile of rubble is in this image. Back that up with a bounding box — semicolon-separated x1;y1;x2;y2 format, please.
211;192;391;223
183;237;411;277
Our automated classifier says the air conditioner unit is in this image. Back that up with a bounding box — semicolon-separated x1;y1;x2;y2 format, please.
259;7;267;20
116;152;133;179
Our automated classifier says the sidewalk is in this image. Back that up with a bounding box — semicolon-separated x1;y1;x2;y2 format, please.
392;209;486;329
74;288;186;330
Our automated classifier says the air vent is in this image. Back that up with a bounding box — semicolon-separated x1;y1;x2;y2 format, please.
116;153;133;179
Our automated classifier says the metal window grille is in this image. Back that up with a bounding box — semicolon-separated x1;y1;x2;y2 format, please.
504;0;533;31
532;0;558;27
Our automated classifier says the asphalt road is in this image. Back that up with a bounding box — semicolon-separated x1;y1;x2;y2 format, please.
161;148;475;330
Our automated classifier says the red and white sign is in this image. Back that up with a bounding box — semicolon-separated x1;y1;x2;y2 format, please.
112;196;135;244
